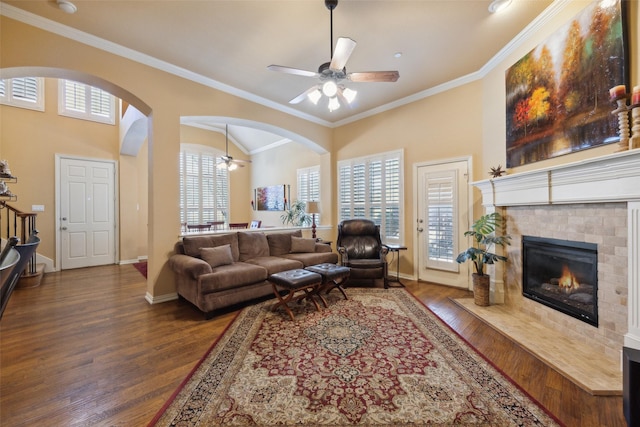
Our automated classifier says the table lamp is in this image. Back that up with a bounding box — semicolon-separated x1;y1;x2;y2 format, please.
307;201;320;239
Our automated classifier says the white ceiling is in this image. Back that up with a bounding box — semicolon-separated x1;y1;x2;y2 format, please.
1;0;556;154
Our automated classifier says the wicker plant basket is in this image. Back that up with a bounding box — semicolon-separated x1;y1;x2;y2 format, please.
472;273;490;306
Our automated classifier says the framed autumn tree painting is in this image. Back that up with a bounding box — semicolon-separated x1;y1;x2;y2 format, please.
505;0;628;168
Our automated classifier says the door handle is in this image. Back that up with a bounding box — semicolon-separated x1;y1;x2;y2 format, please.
61;226;67;230
417;227;424;232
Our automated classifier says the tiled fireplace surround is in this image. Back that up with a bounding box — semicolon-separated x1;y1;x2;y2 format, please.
473;150;640;367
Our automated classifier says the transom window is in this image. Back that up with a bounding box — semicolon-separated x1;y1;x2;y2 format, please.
0;77;44;111
338;149;403;244
58;79;116;125
179;145;229;226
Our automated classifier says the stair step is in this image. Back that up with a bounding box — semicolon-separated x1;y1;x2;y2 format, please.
17;263;45;289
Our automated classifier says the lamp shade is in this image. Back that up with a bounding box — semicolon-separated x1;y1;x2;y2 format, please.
306;201;321;214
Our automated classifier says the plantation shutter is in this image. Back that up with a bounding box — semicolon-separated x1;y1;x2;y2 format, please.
297;166;320;220
425;170;458;271
0;77;44;111
180;147;229;227
337;150;403;244
60;80;115;124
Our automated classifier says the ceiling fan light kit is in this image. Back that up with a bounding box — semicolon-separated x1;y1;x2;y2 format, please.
218;124;250;171
267;0;398;112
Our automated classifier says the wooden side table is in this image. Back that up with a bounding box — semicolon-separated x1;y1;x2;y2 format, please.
385;244;407;286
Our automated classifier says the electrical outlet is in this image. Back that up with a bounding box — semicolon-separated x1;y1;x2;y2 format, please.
32;205;45;212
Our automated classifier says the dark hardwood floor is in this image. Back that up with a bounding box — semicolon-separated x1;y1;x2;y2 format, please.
0;265;625;426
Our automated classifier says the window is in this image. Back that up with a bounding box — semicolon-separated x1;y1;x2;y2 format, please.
297;165;320;220
0;77;44;111
179;145;229;226
59;79;115;124
338;150;403;244
425;170;458;271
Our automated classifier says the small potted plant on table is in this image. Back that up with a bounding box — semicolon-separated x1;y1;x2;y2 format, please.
456;212;511;306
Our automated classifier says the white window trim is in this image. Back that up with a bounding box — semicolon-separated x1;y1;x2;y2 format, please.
0;77;45;111
58;79;116;125
338;149;404;245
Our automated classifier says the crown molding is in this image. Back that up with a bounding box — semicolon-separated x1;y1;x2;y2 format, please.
1;1;570;128
336;0;571;127
0;2;332;128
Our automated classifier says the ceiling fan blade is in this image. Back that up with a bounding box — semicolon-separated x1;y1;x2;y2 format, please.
232;158;252;164
348;71;400;83
330;37;356;72
289;86;320;104
267;65;319;78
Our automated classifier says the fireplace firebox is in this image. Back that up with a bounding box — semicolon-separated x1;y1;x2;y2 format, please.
522;236;598;326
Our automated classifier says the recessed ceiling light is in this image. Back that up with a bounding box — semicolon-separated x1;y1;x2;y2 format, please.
394;52;403;58
57;0;77;14
488;0;512;13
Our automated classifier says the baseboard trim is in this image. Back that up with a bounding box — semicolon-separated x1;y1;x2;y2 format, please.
145;292;178;305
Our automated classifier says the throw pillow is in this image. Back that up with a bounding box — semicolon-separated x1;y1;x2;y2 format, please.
238;232;270;261
290;236;316;253
201;244;234;268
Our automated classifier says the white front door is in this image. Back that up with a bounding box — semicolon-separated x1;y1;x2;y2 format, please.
416;159;470;288
59;157;116;270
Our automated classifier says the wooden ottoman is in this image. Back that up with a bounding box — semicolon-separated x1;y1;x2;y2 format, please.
268;269;323;321
305;263;351;304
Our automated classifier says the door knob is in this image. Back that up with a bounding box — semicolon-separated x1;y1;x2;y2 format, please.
61;226;67;230
417;227;424;232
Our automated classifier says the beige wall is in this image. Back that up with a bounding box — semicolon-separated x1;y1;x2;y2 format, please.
333;80;485;277
1;77;123;262
250;141;331;240
1;15;332;298
179;125;253;224
1;0;639;296
482;0;640;174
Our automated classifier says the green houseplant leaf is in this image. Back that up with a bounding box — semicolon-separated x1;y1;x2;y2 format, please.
456;212;511;276
280;199;312;227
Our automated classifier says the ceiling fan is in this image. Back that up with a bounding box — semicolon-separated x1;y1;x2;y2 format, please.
267;0;399;110
218;124;251;171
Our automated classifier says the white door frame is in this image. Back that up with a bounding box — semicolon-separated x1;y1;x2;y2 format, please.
412;156;473;288
55;154;119;271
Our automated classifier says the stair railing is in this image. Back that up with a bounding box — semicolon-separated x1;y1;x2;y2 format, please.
0;202;38;275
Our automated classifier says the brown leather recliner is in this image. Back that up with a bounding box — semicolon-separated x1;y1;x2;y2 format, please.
337;219;389;288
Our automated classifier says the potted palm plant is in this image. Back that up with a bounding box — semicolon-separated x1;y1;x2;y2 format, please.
280;199;312;227
456;212;511;306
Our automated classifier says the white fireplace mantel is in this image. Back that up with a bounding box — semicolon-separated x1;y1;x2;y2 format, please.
471;149;640;351
473;150;640;207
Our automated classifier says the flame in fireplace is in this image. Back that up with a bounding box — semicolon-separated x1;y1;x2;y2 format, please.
558;265;580;291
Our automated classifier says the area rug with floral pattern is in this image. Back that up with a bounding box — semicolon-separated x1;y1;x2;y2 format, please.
149;288;562;426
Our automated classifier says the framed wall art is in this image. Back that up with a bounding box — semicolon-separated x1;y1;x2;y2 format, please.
505;0;628;168
255;185;289;211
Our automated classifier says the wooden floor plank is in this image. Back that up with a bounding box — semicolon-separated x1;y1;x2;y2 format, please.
0;265;626;426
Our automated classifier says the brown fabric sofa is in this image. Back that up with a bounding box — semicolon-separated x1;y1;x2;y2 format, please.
169;230;338;317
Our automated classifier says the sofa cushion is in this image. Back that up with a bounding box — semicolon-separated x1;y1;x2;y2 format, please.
245;256;303;275
200;244;234;268
281;251;339;267
266;230;302;256
290;236;316;253
199;262;268;293
182;234;239;261
238;232;270;261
